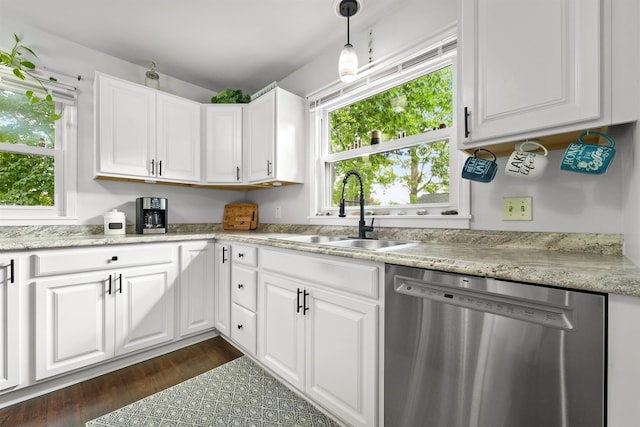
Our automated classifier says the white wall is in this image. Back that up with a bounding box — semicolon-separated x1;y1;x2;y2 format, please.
621;2;640;264
0;12;246;226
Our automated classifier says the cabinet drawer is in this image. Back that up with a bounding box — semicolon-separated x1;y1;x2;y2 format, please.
261;249;380;299
33;244;174;277
231;303;256;355
231;266;257;311
232;245;257;267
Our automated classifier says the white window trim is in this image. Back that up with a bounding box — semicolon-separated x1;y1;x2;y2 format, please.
0;76;78;224
306;29;470;229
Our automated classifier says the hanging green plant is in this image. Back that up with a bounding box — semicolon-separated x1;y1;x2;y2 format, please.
0;33;61;121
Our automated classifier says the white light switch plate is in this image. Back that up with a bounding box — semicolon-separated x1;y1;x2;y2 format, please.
503;197;532;221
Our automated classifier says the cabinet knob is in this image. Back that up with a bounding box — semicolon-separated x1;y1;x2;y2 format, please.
238;253;244;258
237;324;243;330
111;256;118;262
237;284;244;289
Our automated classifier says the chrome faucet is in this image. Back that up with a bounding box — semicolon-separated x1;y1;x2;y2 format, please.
338;170;375;239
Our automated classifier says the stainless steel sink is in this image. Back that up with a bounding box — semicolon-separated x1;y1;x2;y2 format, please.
319;238;416;251
276;235;349;244
276;235;417;251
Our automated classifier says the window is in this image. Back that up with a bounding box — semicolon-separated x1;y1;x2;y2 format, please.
0;68;77;221
310;33;469;227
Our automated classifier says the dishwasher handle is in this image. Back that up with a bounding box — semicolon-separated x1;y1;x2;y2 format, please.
395;277;574;330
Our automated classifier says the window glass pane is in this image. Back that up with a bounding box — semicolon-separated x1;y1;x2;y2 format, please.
0;88;56;207
328;66;452;154
0;152;54;206
0;89;55;148
330;140;449;207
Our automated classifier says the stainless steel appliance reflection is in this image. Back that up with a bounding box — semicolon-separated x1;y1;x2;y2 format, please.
135;197;167;234
384;265;606;427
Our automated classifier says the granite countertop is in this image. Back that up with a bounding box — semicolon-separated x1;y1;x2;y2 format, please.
1;224;639;298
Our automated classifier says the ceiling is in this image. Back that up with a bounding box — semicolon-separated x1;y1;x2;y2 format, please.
0;0;406;94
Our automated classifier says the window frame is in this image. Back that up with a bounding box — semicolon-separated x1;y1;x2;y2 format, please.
307;33;470;229
0;71;77;223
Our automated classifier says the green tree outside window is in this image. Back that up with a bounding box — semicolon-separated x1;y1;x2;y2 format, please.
328;66;453;207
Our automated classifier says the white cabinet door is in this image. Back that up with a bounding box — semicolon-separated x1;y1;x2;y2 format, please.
230;303;257;355
35;272;115;380
247;90;275;183
460;0;600;144
115;263;177;356
97;74;156;177
0;256;19;391
156;93;202;182
179;242;215;337
231;265;257;312
306;287;378;427
214;243;231;336
204;105;243;183
260;272;305;390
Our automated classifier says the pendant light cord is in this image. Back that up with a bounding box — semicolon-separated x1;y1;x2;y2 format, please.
347;10;351;45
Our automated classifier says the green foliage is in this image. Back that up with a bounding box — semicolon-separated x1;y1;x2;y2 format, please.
211;89;250;104
0;88;56;207
0;33;61;121
329;66;453;206
0;152;54;206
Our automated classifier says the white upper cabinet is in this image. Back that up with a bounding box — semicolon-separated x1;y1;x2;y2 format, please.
246;88;305;184
203;105;244;184
459;0;638;147
97;74;156;177
96;73;201;183
156;93;202;182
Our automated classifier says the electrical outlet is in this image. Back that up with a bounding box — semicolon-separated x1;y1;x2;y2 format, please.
503;197;532;221
275;206;282;219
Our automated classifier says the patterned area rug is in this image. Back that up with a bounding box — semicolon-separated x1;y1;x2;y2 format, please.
86;356;340;427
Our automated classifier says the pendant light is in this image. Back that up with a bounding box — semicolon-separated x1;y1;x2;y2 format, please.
338;0;359;83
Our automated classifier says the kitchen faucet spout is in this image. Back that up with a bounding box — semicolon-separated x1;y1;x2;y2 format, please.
338;170;375;239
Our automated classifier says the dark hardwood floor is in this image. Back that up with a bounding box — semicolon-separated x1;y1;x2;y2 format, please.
0;336;243;427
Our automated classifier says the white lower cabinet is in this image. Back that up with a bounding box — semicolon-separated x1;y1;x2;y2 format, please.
33;245;177;380
115;264;176;355
214;243;231;336
229;244;259;355
259;248;381;427
0;255;19;392
231;303;257;354
179;242;215;337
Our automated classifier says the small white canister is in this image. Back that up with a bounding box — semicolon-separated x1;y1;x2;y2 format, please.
104;209;126;235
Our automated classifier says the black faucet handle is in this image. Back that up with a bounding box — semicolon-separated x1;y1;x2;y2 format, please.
363;217;374;231
338;198;346;217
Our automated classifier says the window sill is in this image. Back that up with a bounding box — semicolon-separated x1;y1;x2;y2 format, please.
308;214;471;229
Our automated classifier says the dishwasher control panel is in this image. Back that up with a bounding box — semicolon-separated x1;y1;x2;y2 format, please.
395;277;574;330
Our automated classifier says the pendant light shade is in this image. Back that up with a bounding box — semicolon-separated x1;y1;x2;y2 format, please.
339;43;358;82
338;0;359;83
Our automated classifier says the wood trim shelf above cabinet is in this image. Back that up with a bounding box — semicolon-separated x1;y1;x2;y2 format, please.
95;175;301;191
461;126;612;158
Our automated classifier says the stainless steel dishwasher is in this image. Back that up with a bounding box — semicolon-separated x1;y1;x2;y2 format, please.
385;264;606;427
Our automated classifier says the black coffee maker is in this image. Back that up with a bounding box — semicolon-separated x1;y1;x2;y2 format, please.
136;197;168;234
